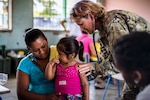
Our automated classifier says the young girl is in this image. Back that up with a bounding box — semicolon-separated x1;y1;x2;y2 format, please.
45;37;89;100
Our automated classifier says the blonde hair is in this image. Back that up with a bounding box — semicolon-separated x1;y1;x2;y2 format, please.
70;0;106;22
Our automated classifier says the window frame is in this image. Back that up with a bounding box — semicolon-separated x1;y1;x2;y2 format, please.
0;0;12;31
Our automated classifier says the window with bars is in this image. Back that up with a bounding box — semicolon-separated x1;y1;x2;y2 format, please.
0;0;12;31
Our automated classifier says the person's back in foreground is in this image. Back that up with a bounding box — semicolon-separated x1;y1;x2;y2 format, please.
113;31;150;100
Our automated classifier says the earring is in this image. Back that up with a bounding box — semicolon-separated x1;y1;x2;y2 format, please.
134;80;139;84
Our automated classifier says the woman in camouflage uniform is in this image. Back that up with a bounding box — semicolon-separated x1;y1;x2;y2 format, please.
70;0;150;100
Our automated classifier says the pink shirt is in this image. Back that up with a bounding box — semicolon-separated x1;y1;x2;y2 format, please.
76;33;93;62
55;63;81;95
76;33;93;57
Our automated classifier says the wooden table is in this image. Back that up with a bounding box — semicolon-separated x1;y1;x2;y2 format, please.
0;85;10;94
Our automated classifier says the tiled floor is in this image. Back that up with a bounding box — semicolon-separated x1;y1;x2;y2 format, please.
0;75;123;100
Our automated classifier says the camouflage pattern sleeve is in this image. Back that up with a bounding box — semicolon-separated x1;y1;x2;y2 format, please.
104;10;150;53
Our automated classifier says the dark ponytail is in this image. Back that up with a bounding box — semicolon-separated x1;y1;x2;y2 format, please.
78;41;85;62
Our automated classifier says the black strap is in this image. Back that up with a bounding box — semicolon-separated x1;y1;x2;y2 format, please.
28;55;44;72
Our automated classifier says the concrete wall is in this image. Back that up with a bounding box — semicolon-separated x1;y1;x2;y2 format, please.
104;0;150;22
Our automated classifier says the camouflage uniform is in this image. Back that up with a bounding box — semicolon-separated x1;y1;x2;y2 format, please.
98;10;150;100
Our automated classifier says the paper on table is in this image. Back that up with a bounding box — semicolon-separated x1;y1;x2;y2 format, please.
0;85;10;94
112;73;124;81
0;73;8;85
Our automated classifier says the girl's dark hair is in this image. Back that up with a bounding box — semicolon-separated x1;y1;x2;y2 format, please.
25;28;47;47
57;37;84;62
113;31;150;73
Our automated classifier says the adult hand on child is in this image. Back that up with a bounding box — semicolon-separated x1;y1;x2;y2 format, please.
78;63;91;76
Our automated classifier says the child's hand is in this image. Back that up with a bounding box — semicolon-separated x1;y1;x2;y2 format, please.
47;58;60;66
51;58;60;63
49;58;60;66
